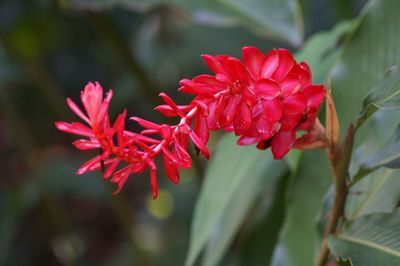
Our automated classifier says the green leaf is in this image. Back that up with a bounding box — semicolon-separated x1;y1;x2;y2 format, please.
61;0;304;46
357;66;400;129
351;125;400;184
295;20;354;83
338;258;353;266
239;172;291;266
329;210;400;266
330;0;400;178
185;134;287;266
360;125;400;171
345;168;400;221
271;150;332;266
331;0;400;131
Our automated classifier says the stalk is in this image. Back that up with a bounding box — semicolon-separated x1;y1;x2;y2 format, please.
316;125;354;266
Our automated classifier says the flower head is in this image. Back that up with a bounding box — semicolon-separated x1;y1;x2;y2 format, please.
56;47;325;197
179;47;325;159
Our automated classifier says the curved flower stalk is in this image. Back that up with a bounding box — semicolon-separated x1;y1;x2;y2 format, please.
56;46;326;198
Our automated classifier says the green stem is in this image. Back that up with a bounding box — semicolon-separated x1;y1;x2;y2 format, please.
316;125;355;266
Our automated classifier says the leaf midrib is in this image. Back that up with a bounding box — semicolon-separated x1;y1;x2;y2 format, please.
335;234;400;257
350;169;391;219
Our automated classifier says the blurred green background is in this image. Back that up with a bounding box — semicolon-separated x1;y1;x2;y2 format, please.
0;0;367;265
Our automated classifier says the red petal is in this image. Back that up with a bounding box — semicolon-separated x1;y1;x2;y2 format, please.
55;121;95;138
96;89;113;128
256;117;279;139
143;159;158;199
189;131;210;159
280;112;302;131
154;104;193;117
223;57;248;81
111;166;131;194
302;85;325;109
242;46;263;80
202;54;228;76
220;95;240;127
179;79;219;96
108;110;126;140
159;92;185;117
150;167;158;199
281;74;301;97
131;117;160;130
237;135;259;146
272;49;295;81
206;100;219;130
271;130;295;159
193;74;226;88
163;153;180;184
194;113;210;145
173;140;192;168
297;112;317;130
77;155;102;174
233;101;252;135
103;158;120;179
292;62;312;87
254;79;280;99
260;49;279;79
81;82;103;123
262;98;283;122
72;139;100;150
67;98;90;125
210;95;228;129
282;92;307;114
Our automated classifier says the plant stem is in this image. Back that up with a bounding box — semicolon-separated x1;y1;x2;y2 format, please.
316;125;355;266
316;183;347;266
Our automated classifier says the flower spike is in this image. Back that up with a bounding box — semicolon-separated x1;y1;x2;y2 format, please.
56;47;325;197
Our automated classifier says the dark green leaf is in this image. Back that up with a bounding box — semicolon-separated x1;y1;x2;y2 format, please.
357;66;400;129
271;150;332;266
338;258;353;266
345;168;400;221
185;134;287;266
331;0;400;132
295;20;354;83
330;0;400;180
61;0;304;46
238;173;291;266
359;125;400;171
329;210;400;266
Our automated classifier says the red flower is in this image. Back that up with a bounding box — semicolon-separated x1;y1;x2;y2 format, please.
56;47;325;197
179;47;325;159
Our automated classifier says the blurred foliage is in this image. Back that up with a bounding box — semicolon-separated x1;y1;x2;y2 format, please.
329;210;400;265
6;0;400;266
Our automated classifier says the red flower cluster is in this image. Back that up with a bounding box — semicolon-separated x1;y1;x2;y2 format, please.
56;47;325;197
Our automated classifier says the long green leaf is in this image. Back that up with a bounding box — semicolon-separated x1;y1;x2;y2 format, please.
329;210;400;265
238;173;291;266
185;134;287;266
331;0;400;131
345;168;400;221
329;0;400;181
295;20;354;83
61;0;304;46
271;150;332;266
357;67;400;129
352;125;400;183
